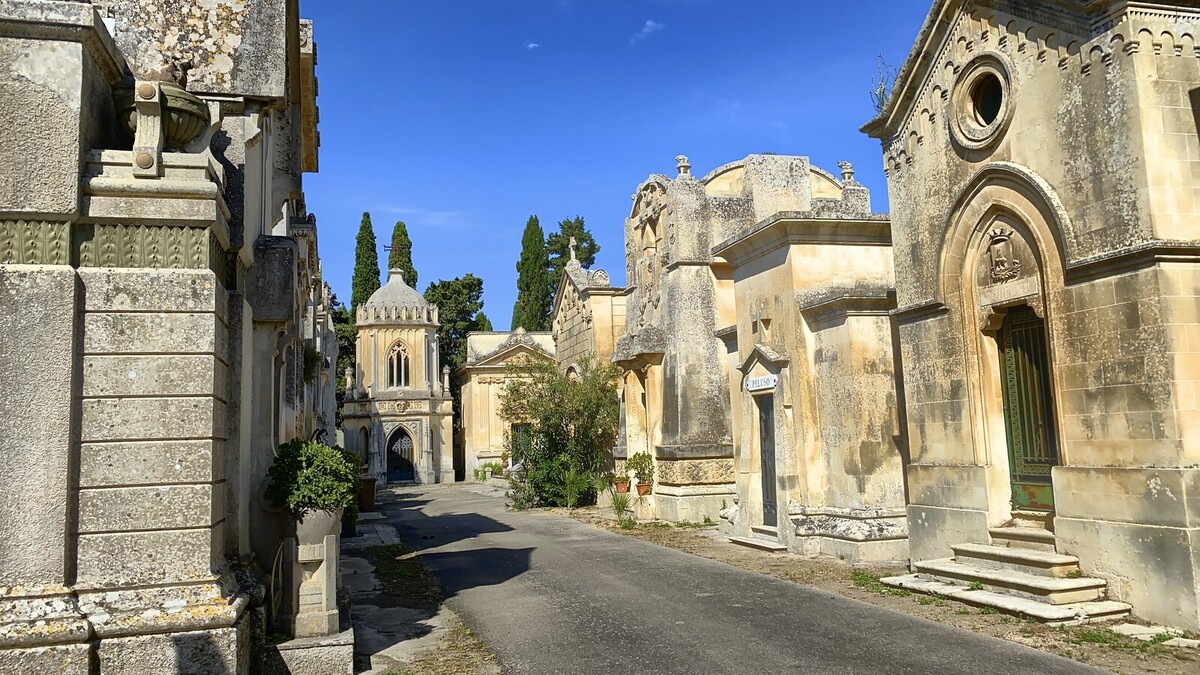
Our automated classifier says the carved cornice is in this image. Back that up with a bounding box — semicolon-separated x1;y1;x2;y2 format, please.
72;222;223;273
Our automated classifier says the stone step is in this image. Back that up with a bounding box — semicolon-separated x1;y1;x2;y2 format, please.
882;574;1131;626
952;543;1079;578
914;558;1107;605
750;524;779;538
1010;510;1055;531
729;536;787;552
989;526;1057;552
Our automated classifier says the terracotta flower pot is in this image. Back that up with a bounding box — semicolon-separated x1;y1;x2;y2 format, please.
614;479;631;493
636;483;652;496
295;508;343;546
114;82;211;151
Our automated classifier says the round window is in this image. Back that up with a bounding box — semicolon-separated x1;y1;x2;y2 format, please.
971;73;1003;126
950;54;1013;151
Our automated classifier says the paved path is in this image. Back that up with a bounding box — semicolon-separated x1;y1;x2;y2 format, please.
382;484;1102;675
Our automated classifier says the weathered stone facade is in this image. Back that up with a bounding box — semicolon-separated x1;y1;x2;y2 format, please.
0;0;340;671
456;330;557;479
712;161;907;562
864;0;1200;629
551;244;626;374
342;270;453;486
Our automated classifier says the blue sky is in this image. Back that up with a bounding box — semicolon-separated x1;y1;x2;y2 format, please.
304;1;929;328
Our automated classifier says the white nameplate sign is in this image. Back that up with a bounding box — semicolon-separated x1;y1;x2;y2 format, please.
746;374;779;392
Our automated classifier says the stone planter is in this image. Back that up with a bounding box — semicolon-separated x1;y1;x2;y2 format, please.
295;508;343;546
114;82;210;150
636;483;652;496
358;476;377;513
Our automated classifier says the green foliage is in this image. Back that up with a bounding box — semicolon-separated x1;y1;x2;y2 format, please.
331;299;356;426
512;215;551;331
545;216;600;306
303;343;322;385
351;212;381;313
387;221;418;288
474;311;493;332
265;439;360;515
869;54;897;114
627;451;654;484
424;274;486;373
562;466;590;509
473;462;504;481
609;490;631;521
967;581;985;591
499;355;620;508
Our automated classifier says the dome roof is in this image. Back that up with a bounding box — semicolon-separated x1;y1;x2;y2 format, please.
364;269;427;309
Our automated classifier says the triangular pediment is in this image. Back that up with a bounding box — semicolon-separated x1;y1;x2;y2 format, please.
738;343;789;375
472;342;554;369
862;0;1098;146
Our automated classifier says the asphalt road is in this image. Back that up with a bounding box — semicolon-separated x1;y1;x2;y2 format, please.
385;484;1102;675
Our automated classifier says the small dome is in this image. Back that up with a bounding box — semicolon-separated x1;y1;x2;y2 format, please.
364;269;427;309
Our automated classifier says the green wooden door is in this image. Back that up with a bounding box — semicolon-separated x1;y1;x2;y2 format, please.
998;306;1060;511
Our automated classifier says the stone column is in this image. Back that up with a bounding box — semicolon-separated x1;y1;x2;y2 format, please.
73;147;248;671
0;4;123;671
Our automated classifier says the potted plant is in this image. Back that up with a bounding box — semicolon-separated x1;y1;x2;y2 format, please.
266;439;360;546
628;451;654;496
612;470;631;494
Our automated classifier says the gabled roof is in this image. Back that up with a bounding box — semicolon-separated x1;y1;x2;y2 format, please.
861;0;1104;140
738;344;790;374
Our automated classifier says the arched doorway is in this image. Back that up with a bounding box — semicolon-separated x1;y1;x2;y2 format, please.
387;427;416;483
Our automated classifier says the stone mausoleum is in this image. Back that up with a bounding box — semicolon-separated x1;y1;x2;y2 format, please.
865;0;1200;630
342;269;454;485
0;0;349;672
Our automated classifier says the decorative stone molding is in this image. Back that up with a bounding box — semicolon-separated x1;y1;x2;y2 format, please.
789;506;909;543
0;220;71;265
73;223;222;272
656;458;736;486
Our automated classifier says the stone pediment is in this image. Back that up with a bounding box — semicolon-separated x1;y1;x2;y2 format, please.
467;330;555;368
861;0;1144;165
738;344;789;375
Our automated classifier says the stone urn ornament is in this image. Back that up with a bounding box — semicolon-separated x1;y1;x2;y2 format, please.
114;81;210;151
265;439;360;546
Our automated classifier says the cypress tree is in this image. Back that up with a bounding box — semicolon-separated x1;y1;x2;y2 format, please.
351;212;381;313
387;220;418;288
474;311;493;332
512;215;551;331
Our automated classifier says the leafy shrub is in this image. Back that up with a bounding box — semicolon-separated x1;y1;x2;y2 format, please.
499;355;620;508
266;439;360;515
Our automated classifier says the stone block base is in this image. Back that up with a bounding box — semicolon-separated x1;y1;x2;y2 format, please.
791;535;909;563
263;625;355;675
653;486;735;523
1056;515;1200;631
0;643;92;675
97;619;247;675
907;504;990;563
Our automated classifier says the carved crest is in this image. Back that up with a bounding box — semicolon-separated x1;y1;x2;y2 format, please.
987;228;1022;283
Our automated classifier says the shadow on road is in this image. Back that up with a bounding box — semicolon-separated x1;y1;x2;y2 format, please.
348;486;529;673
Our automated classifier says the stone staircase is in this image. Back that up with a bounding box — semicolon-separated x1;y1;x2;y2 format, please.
730;524;787;552
883;523;1131;625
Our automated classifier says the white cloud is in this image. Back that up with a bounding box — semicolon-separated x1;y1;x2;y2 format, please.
631;19;665;44
526;42;541;50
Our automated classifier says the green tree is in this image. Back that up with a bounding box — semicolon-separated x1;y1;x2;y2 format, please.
474;311;493;332
424;274;486;374
499;355;621;508
329;290;356;426
546;216;599;282
387;220;418;288
512;215;551;331
351;212;381;313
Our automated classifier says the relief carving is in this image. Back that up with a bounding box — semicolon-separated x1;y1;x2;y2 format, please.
987;228;1022;284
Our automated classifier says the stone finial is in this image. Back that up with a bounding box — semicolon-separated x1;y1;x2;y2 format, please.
838;161;856;183
344;366;353;392
569;236;578;262
676;155;692;177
